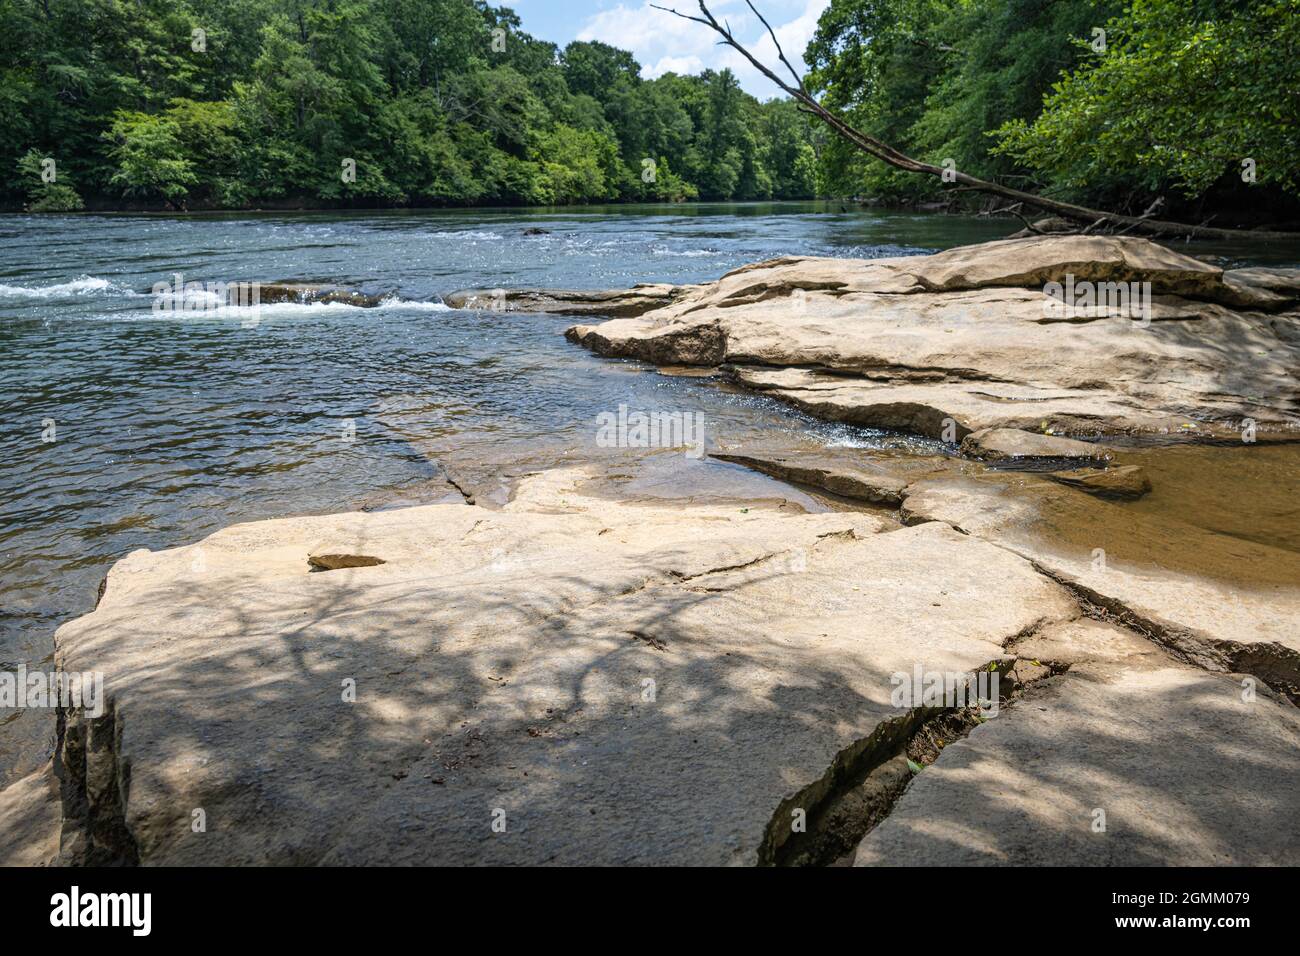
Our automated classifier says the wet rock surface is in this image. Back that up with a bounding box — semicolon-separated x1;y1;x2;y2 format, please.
959;427;1112;464
258;283;389;307
1047;464;1152;500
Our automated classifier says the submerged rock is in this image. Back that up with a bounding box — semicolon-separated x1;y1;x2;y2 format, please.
258;283;388;307
960;427;1112;464
1047;463;1152;500
709;452;911;505
559;235;1300;441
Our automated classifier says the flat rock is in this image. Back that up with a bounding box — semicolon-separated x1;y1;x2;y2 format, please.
0;767;59;866
1047;464;1152;499
445;284;690;318
561;236;1300;440
1222;266;1300;309
709;453;911;505
894;473;1300;702
50;468;1078;865
854;655;1300;865
960;428;1111;464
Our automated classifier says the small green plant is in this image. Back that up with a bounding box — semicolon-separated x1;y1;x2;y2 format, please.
17;150;84;212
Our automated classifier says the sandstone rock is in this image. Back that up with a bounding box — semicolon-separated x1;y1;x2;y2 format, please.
724;367;1179;441
854;658;1300;865
1222;266;1300;308
445;283;692;318
709;453;911;505
893;471;1300;703
892;234;1225;297
559;236;1300;440
0;767;59;866
50;467;1080;865
1013;618;1167;668
258;283;387;307
960;428;1112;464
1047;463;1152;499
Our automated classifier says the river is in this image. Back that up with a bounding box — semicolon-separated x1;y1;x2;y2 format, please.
2;202;1298;784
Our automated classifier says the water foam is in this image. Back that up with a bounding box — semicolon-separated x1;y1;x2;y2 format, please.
0;276;134;299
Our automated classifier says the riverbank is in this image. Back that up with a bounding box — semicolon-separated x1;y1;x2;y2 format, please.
5;232;1297;866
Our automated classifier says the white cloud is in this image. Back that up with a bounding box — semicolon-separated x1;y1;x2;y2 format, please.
646;54;706;78
575;0;829;98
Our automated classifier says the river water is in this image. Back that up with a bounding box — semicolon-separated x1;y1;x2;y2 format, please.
1;202;1297;784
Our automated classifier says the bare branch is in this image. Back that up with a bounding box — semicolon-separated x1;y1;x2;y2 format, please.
744;0;806;93
658;0;1296;239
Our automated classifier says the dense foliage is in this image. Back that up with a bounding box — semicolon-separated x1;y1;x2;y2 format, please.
807;0;1300;218
7;0;1296;217
1;0;820;209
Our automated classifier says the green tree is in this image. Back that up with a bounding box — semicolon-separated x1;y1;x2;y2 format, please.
993;0;1300;200
17;149;85;211
103;111;197;203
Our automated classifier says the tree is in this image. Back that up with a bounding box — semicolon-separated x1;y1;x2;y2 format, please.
656;0;1299;238
993;0;1300;202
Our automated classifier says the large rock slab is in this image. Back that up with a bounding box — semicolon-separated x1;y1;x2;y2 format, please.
960;428;1111;464
560;236;1300;440
894;472;1300;702
49;468;1077;865
854;619;1300;865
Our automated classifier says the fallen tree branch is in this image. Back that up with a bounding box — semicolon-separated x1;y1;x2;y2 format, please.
652;0;1300;241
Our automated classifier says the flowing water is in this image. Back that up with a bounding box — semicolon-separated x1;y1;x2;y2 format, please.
1;202;1297;784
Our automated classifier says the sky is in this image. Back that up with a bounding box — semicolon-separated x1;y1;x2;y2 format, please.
508;0;831;99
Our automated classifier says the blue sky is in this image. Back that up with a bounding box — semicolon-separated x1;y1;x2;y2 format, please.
506;0;831;98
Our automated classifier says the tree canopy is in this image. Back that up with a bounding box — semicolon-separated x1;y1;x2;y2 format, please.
1;0;821;210
805;0;1300;222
